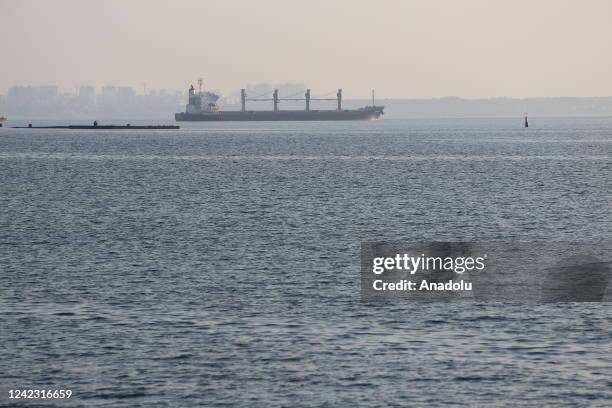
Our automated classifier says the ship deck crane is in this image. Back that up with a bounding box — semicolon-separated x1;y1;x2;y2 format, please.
240;89;344;112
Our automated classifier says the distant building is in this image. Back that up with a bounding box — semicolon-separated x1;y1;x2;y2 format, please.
99;86;117;105
246;83;273;96
117;86;135;100
274;83;306;97
7;85;59;109
96;86;135;113
226;82;307;106
78;86;95;105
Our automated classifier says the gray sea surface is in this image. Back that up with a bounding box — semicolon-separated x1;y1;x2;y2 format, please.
1;117;611;407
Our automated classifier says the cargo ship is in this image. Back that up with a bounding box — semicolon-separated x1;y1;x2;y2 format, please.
175;80;384;122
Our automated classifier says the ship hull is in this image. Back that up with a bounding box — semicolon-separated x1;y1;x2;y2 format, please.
175;108;383;122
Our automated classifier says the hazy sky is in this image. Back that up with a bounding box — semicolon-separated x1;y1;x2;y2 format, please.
1;0;611;98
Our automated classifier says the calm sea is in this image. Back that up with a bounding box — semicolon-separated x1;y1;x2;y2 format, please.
1;117;611;407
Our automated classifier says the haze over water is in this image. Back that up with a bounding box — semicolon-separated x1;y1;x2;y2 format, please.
2;0;612;98
1;117;611;406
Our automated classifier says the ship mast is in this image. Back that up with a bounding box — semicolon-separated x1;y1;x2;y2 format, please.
198;78;203;94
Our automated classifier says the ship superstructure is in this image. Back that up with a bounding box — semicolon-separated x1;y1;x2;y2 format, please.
184;79;220;115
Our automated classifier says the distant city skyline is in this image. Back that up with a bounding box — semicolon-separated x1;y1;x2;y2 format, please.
0;82;315;118
1;0;611;99
0;83;310;98
2;82;612;119
0;84;184;119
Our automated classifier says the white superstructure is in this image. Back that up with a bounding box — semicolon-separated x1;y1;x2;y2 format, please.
185;79;220;114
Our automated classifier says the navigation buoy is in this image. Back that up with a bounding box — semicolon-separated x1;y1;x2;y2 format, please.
524;114;529;128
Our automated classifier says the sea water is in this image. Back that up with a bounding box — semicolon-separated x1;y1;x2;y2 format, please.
1;117;610;407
